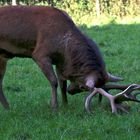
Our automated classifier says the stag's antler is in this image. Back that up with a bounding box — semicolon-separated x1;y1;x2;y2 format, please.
85;84;140;114
107;72;123;82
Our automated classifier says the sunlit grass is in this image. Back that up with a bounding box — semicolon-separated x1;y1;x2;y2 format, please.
78;15;140;28
0;23;140;139
91;16;140;26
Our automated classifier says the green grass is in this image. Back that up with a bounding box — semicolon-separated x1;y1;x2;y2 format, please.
0;23;140;140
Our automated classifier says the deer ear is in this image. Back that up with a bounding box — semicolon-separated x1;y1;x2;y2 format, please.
86;78;95;89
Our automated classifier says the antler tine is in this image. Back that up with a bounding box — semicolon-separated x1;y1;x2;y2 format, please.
115;104;130;113
127;92;140;103
95;88;117;113
103;84;130;91
114;84;140;97
85;89;97;113
85;88;118;113
114;84;140;103
84;84;140;114
107;73;123;82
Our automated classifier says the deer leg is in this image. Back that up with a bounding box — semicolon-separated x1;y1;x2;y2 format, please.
56;69;67;105
60;80;67;105
32;53;58;109
0;58;9;109
59;80;67;105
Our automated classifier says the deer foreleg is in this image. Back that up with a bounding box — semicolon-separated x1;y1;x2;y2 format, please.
0;58;9;109
32;53;58;109
56;68;68;105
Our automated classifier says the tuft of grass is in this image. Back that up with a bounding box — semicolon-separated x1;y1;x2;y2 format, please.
0;23;140;140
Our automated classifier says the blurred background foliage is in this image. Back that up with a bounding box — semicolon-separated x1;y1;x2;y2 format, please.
0;0;140;25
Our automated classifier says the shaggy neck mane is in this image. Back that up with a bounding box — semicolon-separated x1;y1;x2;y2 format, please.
63;30;106;80
57;10;107;81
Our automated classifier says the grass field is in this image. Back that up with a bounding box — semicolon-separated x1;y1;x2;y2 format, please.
0;23;140;140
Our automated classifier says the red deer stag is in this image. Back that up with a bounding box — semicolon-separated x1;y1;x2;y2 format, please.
0;6;139;112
